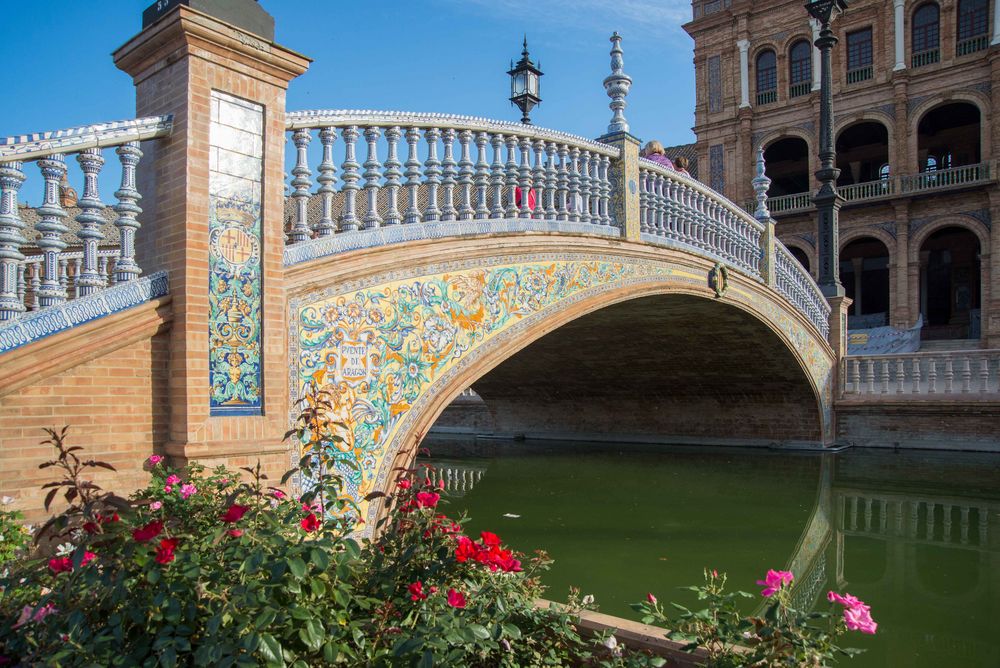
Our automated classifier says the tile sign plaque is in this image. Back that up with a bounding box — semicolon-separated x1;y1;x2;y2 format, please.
208;90;264;415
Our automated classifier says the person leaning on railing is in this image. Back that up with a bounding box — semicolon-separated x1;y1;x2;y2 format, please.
640;140;675;170
673;155;691;177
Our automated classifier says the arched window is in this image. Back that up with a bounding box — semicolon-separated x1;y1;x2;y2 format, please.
925;155;938;172
756;50;777;105
789;40;811;97
878;163;890;180
912;3;940;66
957;0;989;55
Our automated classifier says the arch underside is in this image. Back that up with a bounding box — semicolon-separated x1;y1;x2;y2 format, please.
289;248;834;528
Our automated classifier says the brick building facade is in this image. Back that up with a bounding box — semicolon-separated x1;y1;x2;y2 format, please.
684;0;1000;346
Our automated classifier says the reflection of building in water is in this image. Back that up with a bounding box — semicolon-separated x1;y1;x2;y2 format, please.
427;461;487;497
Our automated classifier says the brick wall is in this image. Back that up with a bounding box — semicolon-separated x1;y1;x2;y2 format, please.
0;308;170;522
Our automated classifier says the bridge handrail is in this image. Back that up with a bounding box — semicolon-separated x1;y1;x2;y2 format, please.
0;115;173;163
638;157;764;279
844;349;1000;396
0;116;172;323
286;109;620;158
774;242;831;338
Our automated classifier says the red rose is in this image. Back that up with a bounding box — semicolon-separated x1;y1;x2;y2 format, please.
408;581;428;601
155;538;179;565
415;492;440;509
227;529;244;538
220;504;250;523
132;520;164;543
447;588;467;609
82;551;96;566
480;531;502;547
48;557;73;574
397;479;411;490
300;513;321;532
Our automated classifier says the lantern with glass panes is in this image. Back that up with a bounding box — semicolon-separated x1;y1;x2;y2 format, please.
508;37;543;125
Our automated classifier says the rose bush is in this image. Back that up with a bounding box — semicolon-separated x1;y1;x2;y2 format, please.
0;391;664;667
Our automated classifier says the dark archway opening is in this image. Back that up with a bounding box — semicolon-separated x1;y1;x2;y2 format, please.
920;227;981;340
764;137;810;197
789;246;811;274
836;122;890;186
917;103;981;172
441;294;823;445
841;237;890;327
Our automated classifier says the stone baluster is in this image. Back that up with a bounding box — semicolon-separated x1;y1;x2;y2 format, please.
532;139;546;220
926;503;936;540
960;506;970;543
944;358;954;393
423;128;443;221
0;161;27;320
880;359;890;394
895;359;905;393
639;171;650;234
489;134;506;219
29;263;40;310
404;127;422;224
652;172;664;235
600;155;612;226
505;135;519;218
927;358;937;393
98;255;109;285
289;129;313;242
457;130;475;220
476;132;490;220
362;126;383;230
383;126;403;226
980;357;991;392
473;132;490;220
315;127;338;236
556;145;569;221
35;155;69;307
943;503;953;541
568;147;581;223
848;359;860;393
339;126;361;232
657;174;669;235
865;359;876;394
112;142;143;284
579;151;593;224
978;507;988;544
73;148;106;297
911;358;921;393
440;128;458;221
544;142;558;219
864;498;873;531
59;257;69;294
961;358;972;393
517;137;533;218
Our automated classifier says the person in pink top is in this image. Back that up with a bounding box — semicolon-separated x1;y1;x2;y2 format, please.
640;140;675;170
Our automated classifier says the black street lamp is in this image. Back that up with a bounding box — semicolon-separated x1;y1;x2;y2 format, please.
805;0;848;298
508;37;543;125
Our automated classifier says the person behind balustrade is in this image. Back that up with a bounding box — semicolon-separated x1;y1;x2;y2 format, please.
640;140;675;170
674;155;691;177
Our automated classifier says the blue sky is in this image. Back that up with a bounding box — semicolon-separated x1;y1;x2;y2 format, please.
0;0;696;147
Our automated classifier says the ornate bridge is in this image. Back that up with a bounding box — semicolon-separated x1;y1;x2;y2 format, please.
0;4;839;523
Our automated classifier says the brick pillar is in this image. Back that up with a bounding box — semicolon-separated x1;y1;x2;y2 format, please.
985;191;1000;347
598;131;641;241
892;199;911;328
827;295;852;367
113;6;309;471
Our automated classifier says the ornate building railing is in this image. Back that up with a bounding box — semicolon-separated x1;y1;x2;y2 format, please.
956;35;989;56
844;350;1000;397
281;110;618;264
639;158;764;281
840;178;894;201
911;48;940;68
900;162;991;193
0;116;173;322
775;243;831;338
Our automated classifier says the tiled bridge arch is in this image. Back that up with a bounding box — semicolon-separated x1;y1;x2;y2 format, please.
288;235;836;527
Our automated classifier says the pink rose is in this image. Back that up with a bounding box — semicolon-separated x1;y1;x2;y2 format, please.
148;455;163;466
179;483;197;499
150;501;162;511
166;475;181;485
756;569;794;597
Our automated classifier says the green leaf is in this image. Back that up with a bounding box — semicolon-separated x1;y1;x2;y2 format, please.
258;633;283;665
467;624;490;640
418;649;435;668
288;556;307;579
255;609;277;630
322;641;339;663
393;637;424;656
502;624;522;639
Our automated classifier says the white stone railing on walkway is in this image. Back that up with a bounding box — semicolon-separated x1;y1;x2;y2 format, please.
843;350;1000;397
0;116;173;323
282;110;618;264
775;242;831;338
638;158;764;280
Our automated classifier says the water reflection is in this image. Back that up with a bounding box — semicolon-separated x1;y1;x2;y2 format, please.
425;439;1000;667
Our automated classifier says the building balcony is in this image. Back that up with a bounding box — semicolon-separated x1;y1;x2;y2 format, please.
911;48;940;69
956;35;989;57
744;161;995;218
846;66;873;85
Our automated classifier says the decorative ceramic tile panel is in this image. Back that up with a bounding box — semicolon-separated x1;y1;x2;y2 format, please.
708;55;722;113
710;144;725;193
209;91;264;416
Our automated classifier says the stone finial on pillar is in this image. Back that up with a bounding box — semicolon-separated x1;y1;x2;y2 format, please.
752;146;777;287
603;32;632;135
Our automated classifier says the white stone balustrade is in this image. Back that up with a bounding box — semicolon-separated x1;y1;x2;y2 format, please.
282;110;619;246
844;350;1000;398
639;157;766;283
0;115;173;321
775;242;831;338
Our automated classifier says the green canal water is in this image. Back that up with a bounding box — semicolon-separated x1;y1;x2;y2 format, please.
425;439;1000;667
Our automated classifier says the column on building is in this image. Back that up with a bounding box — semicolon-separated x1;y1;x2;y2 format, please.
893;0;906;71
810;19;822;90
893;200;911;328
992;0;1000;45
737;39;751;108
